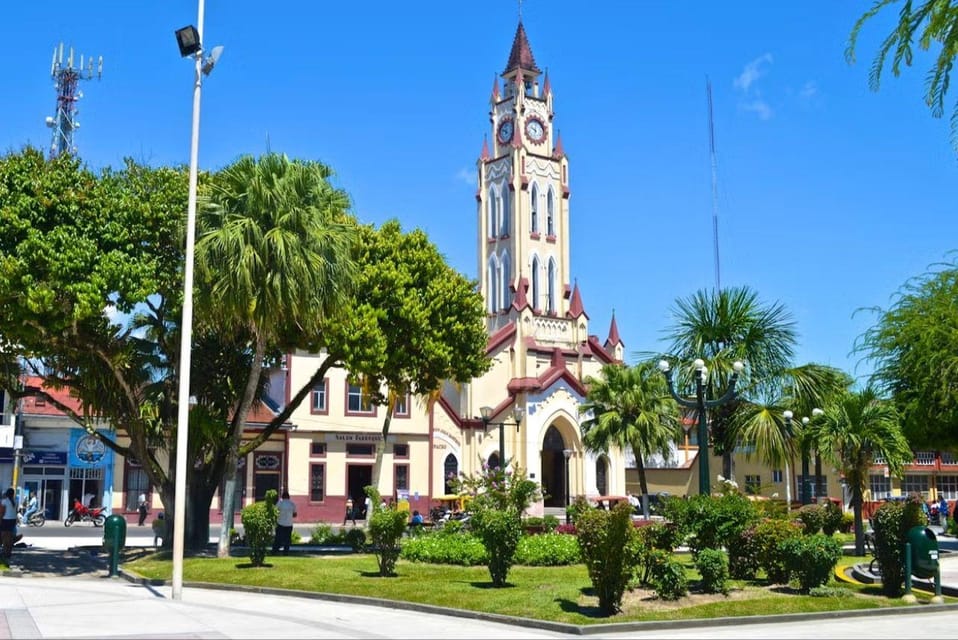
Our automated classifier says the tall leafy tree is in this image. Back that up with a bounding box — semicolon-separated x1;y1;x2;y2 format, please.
196;152;358;556
856;258;958;450
847;0;958;151
580;360;680;505
317;220;491;488
815;387;912;555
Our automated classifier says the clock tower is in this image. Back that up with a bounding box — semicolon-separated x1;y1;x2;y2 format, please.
477;21;572;333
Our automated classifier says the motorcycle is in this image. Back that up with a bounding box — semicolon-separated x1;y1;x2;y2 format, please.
64;499;106;527
17;506;45;527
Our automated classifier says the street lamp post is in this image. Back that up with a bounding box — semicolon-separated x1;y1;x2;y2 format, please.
171;0;223;601
659;358;744;496
562;448;572;524
800;416;812;505
479;405;524;468
811;407;824;501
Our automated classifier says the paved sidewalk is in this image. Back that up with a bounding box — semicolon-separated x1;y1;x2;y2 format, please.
0;532;955;639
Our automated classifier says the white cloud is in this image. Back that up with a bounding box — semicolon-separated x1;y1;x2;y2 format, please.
455;167;476;186
103;303;122;325
734;53;773;92
741;99;773;120
799;81;818;100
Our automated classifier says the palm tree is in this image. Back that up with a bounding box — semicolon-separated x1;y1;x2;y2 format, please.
662;286;797;479
196;152;357;556
580;360;679;513
815;387;913;555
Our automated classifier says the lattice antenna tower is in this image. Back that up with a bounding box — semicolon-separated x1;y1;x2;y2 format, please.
45;42;103;158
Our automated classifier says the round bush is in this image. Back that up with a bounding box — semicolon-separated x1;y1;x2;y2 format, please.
754;518;803;584
652;557;689;601
695;548;730;595
344;527;367;552
797;504;824;535
779;533;843;592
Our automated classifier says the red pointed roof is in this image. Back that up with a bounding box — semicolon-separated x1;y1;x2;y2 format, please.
511;277;530;312
543;70;551;96
480;137;490;161
490;74;500;102
605;312;622;348
553;131;565;159
504;22;540;74
567;282;587;319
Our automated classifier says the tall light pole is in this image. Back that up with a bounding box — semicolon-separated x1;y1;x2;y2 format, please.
659;359;744;496
479;405;524;468
171;1;205;601
562;448;572;523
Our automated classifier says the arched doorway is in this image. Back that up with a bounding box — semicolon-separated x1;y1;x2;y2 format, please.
541;425;568;507
443;454;458;494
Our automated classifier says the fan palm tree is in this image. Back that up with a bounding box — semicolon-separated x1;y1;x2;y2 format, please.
196;152;358;556
580;360;680;511
815;387;912;555
662;286;797;479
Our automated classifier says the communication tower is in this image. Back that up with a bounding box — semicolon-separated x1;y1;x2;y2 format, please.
45;43;103;158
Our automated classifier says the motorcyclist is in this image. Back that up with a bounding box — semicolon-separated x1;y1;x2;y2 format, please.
21;492;39;525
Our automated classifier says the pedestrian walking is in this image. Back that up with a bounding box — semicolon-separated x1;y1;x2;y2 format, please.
940;495;950;530
343;498;356;526
1;488;19;559
137;492;149;526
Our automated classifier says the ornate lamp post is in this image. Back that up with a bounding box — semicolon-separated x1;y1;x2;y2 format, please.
658;358;744;496
479;405;525;468
562;448;572;523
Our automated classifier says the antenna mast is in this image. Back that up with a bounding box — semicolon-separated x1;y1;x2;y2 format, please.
45;42;103;158
706;77;721;292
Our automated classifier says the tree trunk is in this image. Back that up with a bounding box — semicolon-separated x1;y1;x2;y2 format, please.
635;452;650;519
371;407;394;496
217;333;267;558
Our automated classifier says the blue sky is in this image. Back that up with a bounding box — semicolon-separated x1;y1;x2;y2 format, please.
3;1;957;383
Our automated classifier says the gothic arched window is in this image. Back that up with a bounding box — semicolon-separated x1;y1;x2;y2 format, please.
500;252;511;310
547;258;557;314
530;183;539;234
488;186;498;238
531;255;541;311
487;256;499;313
443;454;458;494
500;185;510;237
546;187;555;236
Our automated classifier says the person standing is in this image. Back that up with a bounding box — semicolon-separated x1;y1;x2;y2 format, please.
137;492;149;526
0;488;18;559
343;498;356;526
272;490;297;555
940;495;950;530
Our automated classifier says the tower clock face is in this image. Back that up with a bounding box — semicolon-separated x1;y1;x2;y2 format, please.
497;119;514;144
525;117;546;143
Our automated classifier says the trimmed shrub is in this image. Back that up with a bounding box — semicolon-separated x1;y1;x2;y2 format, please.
566;495;591;525
310;523;334;544
797;504;824;535
695;548;730;595
809;585;853;598
779;533;843;592
577;502;639;615
754;518;803;584
651;555;689;601
543;515;560;532
471;507;523;586
820;501;843;536
637;521;682;553
344;527;367;551
684;493;759;557
727;526;760;580
240;489;278;567
555;523;577;535
515;532;580;566
400;531;487;565
368;505;409;576
873;494;928;597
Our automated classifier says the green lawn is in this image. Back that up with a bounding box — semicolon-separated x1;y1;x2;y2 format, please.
124;552;918;625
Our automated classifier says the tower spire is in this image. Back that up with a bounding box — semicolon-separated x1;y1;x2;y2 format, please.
503;21;540;75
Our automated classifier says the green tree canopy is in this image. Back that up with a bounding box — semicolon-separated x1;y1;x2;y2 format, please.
856;257;958;450
847;0;958;151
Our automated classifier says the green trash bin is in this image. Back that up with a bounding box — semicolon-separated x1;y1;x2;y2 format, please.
103;514;127;577
906;525;939;579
